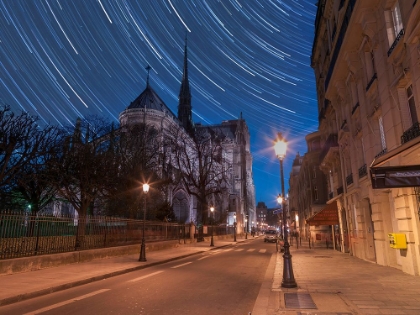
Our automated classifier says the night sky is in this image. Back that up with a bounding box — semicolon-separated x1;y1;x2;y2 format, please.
1;1;318;208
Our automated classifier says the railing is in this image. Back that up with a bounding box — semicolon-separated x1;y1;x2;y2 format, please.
387;29;405;57
358;164;367;178
374;148;388;159
346;173;353;186
337;186;343;195
325;0;357;90
401;122;420;144
351;102;360;115
328;192;334;200
366;73;377;91
0;211;232;260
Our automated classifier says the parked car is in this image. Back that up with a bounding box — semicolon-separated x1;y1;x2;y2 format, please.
264;229;278;243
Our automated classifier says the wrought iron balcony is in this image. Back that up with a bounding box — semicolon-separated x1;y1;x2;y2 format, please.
366;73;377;91
387;29;405;57
337;186;343;195
374;148;388;159
346;173;353;186
351;102;360;115
328;192;334;200
401;122;420;144
358;164;367;178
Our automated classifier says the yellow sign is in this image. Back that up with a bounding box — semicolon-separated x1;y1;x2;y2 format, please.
388;233;407;249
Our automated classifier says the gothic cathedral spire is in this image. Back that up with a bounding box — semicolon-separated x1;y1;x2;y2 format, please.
178;34;194;134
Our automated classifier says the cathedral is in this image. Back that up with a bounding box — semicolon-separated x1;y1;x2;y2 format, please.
119;39;256;232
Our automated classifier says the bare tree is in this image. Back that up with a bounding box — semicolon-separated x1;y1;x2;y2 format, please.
53;116;115;245
105;123;168;219
0;106;46;194
168;126;228;225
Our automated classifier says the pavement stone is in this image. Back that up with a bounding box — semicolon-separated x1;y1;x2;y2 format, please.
1;236;420;315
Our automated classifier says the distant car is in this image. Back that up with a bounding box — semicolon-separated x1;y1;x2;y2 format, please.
264;230;278;243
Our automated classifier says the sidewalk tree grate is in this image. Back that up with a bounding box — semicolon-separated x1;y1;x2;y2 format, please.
284;293;317;309
313;256;332;258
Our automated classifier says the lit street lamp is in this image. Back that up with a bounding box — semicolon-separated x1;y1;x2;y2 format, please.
274;133;297;288
210;206;215;247
139;183;150;262
245;216;248;239
233;213;237;242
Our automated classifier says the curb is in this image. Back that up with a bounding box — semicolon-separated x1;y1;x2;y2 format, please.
0;250;206;307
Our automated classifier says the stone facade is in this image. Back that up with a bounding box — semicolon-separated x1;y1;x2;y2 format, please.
310;0;420;274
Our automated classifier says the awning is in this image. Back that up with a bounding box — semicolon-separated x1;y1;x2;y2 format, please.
370;165;420;189
306;201;339;226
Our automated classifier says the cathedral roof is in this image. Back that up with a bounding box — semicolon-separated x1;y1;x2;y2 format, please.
127;85;178;120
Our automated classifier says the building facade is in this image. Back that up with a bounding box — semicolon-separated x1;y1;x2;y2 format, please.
311;0;420;274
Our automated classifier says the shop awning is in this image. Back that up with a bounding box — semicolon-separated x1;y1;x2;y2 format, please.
370;165;420;189
306;201;339;226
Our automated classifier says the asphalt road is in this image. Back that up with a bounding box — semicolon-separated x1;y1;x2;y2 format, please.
0;238;277;315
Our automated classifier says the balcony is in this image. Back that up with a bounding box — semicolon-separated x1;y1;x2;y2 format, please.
346;173;353;186
375;148;388;159
366;73;377;91
325;0;357;91
337;186;343;195
401;122;420;144
319;134;339;163
387;29;405;57
358;164;367;178
328;192;334;200
351;102;360;115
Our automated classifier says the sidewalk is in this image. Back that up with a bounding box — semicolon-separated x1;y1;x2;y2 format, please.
258;244;420;315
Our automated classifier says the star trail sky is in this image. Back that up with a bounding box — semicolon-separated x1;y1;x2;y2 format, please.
1;0;318;208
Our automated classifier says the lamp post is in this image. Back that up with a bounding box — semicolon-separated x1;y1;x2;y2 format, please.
210;206;215;247
274;133;297;288
245;217;248;239
233;213;237;242
139;183;150;262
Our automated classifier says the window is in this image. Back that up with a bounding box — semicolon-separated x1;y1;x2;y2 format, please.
407;85;418;124
385;2;403;46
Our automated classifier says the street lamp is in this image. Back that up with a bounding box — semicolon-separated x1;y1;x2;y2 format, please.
233;213;237;242
210;206;215;247
274;133;297;288
139;183;150;262
245;217;248;239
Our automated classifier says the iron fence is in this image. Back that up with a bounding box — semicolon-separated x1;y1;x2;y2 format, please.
0;211;197;260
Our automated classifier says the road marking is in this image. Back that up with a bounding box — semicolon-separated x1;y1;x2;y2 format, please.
259;249;267;253
197;256;210;260
127;271;164;282
234;249;244;251
247;249;255;252
23;289;110;315
223;249;233;252
171;262;192;268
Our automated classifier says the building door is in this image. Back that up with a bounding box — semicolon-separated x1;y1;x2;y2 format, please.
364;198;376;262
173;192;189;223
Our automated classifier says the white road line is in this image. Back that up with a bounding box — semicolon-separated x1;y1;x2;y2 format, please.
23;289;110;315
127;271;164;282
247;249;255;252
197;256;210;260
234;249;244;251
171;262;192;268
223;249;233;252
259;249;267;253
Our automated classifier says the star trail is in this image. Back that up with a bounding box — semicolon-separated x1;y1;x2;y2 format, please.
0;0;318;207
